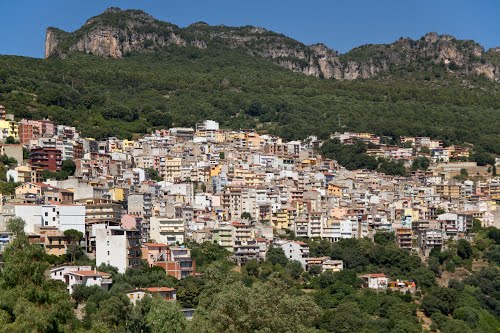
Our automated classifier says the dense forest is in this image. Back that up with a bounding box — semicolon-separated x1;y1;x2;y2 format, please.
0;43;499;155
0;218;499;332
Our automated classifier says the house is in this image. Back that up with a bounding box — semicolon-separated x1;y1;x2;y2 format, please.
2;203;86;234
28;227;70;256
141;242;170;267
143;287;176;301
29;147;62;172
154;246;196;279
274;240;310;269
233;239;260;265
150;216;185;245
361;273;388;290
322;259;344;273
49;265;92;282
95;226;142;274
65;270;112;294
126;287;177;305
305;257;344;273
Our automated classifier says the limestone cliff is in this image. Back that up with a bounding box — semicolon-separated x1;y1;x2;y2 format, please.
45;7;500;81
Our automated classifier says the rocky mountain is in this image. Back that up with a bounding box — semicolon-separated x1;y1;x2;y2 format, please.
46;7;499;81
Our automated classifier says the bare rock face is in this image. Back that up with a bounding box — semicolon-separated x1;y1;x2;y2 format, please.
45;8;500;81
45;29;60;59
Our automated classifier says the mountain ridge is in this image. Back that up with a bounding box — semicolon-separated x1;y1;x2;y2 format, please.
45;7;500;81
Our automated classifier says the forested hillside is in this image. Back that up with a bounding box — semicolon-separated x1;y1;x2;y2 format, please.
0;45;499;155
1;219;499;332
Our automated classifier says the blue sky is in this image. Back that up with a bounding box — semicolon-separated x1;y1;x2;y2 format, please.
1;0;499;58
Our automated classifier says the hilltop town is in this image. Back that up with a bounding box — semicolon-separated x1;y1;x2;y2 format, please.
0;102;498;270
0;96;498;332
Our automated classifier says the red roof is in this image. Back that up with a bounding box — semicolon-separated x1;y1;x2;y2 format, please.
362;273;387;278
143;287;175;292
143;242;168;247
68;270;109;277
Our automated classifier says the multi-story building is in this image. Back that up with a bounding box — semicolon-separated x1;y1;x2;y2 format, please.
29;147;62;172
396;228;413;251
150;216;185;245
274;240;310;269
164;157;182;182
78;198;122;253
1;203;85;234
418;229;443;256
95;226;142;273
65;270;113;294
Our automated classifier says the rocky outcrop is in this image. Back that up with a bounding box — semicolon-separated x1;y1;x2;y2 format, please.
45;8;500;81
45;28;61;59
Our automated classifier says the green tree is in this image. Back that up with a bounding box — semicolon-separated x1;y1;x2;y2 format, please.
373;230;396;245
62;159;76;175
146;298;187;333
456;239;473;260
421;287;460;316
240;212;252;220
192;281;320;333
420;147;431;154
146;167;163;182
285;260;304;279
64;228;84;262
243;259;260;278
266;246;288;267
176;276;204;308
319;302;368;333
411;156;430;170
189;242;230;270
453;168;469;181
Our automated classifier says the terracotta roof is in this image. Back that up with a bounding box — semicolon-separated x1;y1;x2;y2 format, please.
361;273;387;278
143;287;175;292
143;242;168;247
68;270;110;277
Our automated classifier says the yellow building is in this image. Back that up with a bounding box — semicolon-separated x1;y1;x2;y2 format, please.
246;132;263;150
272;208;289;229
15;182;45;197
434;184;461;199
327;184;344;198
123;139;135;148
210;165;221;177
215;131;226;143
0;119;19;141
165;157;182;182
110;187;125;202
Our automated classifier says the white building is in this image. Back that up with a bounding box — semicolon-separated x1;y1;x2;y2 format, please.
361;274;388;290
2;203;85;234
49;265;92;282
150;216;185;245
274;240;310;269
95;226;141;273
66;270;112;294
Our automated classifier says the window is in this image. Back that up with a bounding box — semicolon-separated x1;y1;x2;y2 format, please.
45;212;48;217
107;251;110;256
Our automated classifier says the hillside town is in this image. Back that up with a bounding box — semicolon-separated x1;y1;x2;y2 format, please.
0;105;498;295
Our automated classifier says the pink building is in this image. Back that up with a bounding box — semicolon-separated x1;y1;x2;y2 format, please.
121;214;141;230
141;242;169;266
19;119;55;144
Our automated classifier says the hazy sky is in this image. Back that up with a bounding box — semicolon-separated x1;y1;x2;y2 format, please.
1;0;499;58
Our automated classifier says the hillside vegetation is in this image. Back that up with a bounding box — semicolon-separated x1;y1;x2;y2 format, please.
0;46;499;155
